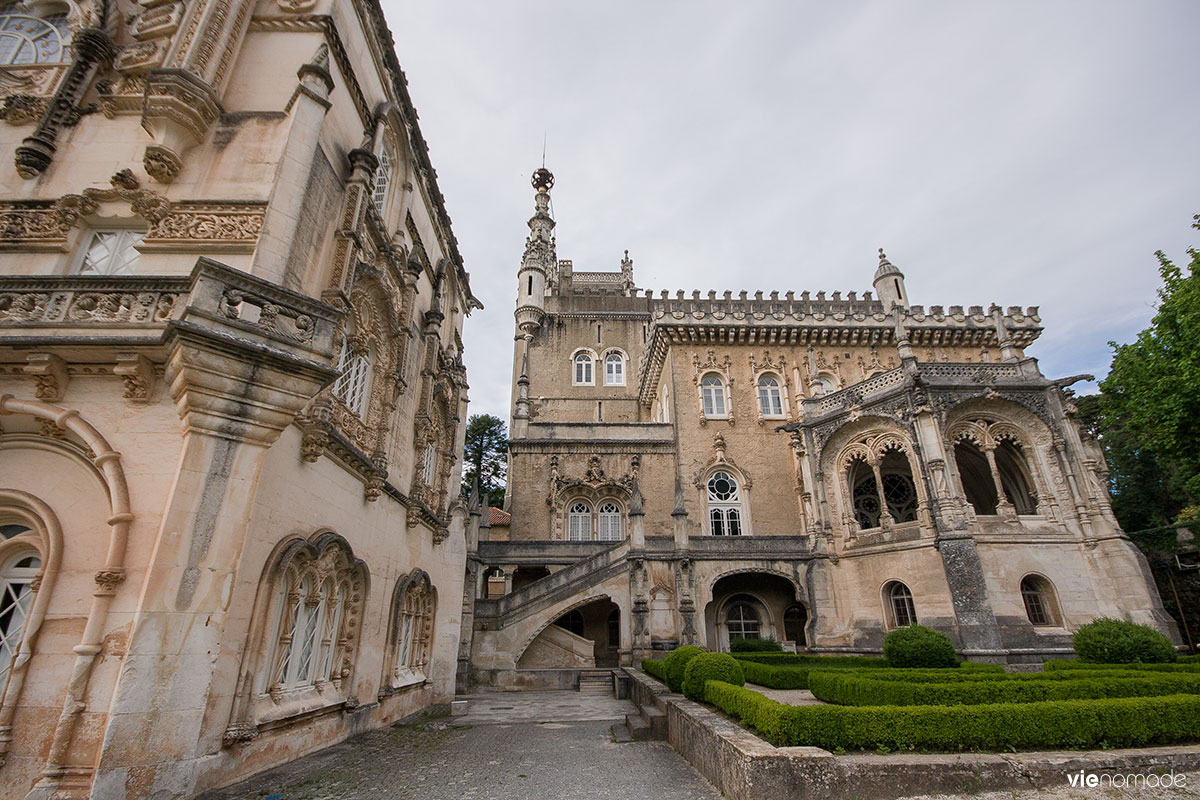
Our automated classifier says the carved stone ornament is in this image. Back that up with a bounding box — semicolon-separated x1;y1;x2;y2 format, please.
94;568;127;594
221;723;259;748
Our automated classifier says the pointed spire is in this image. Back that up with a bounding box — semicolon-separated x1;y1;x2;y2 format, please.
629;477;645;516
468;475;482;515
671;475;688;518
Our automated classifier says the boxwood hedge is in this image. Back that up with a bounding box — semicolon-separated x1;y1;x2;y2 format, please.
738;660;1003;690
704;681;1200;751
808;670;1200;706
683;652;745;700
1046;660;1200;673
642;658;667;682
663;646;706;692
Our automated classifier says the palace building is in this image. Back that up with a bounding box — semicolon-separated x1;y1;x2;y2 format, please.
460;167;1176;690
0;0;477;797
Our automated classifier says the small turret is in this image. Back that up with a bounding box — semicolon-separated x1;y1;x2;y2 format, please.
515;167;556;334
873;248;908;308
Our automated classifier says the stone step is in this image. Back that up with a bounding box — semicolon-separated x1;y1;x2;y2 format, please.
640;705;667;739
610;722;633;743
578;679;613;694
624;712;652;741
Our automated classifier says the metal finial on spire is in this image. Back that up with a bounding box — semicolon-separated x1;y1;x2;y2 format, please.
532;167;554;192
875;247;902;280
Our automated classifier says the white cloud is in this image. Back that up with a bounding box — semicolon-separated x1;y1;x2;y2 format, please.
384;0;1200;419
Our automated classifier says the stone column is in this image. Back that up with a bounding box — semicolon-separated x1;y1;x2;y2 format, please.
80;261;340;800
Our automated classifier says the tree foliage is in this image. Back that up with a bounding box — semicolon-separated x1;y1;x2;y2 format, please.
461;413;507;509
1086;215;1200;530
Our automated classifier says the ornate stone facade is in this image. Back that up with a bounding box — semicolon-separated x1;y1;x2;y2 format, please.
0;1;478;798
461;171;1177;690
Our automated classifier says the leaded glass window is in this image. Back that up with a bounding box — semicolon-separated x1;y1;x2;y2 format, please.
707;471;743;535
79;231;145;276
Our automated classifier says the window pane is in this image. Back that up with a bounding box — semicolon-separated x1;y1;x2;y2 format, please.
80;231;144;276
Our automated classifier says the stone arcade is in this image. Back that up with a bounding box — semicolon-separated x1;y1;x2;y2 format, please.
459;167;1177;690
0;0;478;797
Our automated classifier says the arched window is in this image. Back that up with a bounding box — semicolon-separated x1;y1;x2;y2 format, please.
995;440;1037;515
395;574;435;680
568;501;591;541
885;581;916;629
604;352;625;385
784;605;807;646
573;352;594;385
597;502;622;541
954;440;998;515
0;12;70;65
78;230;146;276
261;540;362;699
757;374;783;416
725;596;760;640
556;609;585;637
371;149;392;215
701;374;727;418
813;374;837;396
0;541;39;686
333;337;371;417
847;450;918;530
1020;575;1060;627
707;471;743;536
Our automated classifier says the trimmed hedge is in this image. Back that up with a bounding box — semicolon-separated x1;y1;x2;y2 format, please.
642;658;667;682
884;624;958;669
1046;660;1200;673
663;646;706;692
731;636;783;653
808;670;1200;706
732;652;889;668
738;661;1004;690
1073;618;1176;664
683;652;745;700
704;681;1200;751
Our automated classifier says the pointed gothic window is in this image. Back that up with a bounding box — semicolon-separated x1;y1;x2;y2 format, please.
706;471;744;535
394;574;435;681
78;231;145;276
701;374;727;418
757;374;784;417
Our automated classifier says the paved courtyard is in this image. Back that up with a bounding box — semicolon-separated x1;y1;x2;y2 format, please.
198;690;1200;800
196;691;720;800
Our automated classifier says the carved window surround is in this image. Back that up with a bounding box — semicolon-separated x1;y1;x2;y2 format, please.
0;192;265;253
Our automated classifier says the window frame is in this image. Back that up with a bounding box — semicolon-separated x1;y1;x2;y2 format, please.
885;581;917;629
0;12;71;66
706;470;746;536
0;544;40;688
567;501;592;541
597;501;622;541
756;373;785;418
332;337;372;418
572;351;596;386
700;373;728;419
604;351;626;386
75;229;147;276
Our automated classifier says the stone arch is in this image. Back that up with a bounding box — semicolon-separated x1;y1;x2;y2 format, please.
0;394;132;768
382;568;437;689
702;570;806;651
823;417;926;533
225;529;369;743
514;591;625;664
945;398;1052;518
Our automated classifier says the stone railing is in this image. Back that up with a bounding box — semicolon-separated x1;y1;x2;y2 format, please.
917;362;1022;382
815;366;906;413
0;275;189;329
0;258;341;363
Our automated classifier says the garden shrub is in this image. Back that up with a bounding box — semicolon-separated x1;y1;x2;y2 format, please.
1072;618;1177;664
730;636;783;653
704;681;1200;751
663;645;705;692
732;652;888;668
883;624;958;668
642;658;667;682
682;652;746;700
737;661;1002;691
807;670;1200;706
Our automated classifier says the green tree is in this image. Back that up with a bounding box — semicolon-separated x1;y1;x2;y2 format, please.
461;413;507;509
1088;215;1200;529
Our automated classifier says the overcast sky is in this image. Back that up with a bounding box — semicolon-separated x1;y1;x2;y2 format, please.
383;1;1200;424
